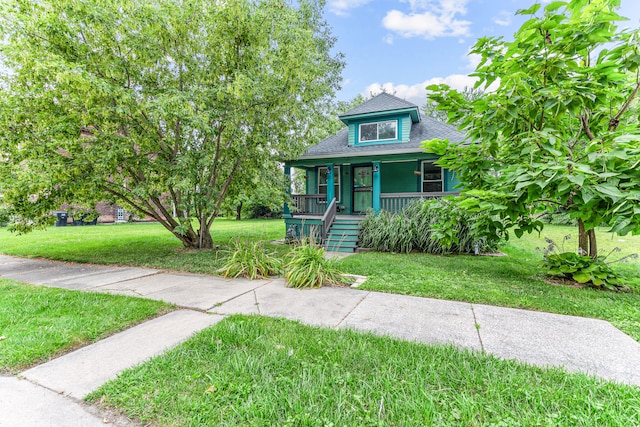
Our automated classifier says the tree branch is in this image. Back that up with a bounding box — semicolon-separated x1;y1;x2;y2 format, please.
609;76;640;131
580;113;595;140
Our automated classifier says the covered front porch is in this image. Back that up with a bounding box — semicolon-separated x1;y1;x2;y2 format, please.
282;158;459;251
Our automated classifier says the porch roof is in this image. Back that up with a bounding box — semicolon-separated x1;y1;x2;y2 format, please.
297;114;466;161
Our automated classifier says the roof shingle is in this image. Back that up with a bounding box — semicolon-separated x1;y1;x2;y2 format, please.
339;92;418;118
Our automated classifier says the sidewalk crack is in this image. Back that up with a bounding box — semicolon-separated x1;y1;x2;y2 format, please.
204;280;271;312
470;304;485;352
334;291;370;329
253;289;261;315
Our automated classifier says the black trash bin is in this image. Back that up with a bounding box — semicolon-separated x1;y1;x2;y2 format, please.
55;212;68;226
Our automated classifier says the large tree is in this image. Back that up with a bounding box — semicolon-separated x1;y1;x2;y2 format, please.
0;0;343;248
423;0;640;258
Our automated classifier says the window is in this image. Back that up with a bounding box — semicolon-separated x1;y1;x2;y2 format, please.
359;120;397;142
422;160;443;193
318;166;340;202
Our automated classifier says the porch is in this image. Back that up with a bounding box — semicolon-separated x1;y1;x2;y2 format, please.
285;191;454;217
283;192;455;253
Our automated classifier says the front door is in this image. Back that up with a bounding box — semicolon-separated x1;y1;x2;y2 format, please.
353;165;373;213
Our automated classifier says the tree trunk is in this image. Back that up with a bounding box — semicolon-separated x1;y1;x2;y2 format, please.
236;202;243;221
588;228;597;259
174;225;214;249
577;219;588;256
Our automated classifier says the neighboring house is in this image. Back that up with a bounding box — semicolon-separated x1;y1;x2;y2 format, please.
283;92;464;252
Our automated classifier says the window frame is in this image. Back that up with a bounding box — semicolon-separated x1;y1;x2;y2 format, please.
317;166;341;203
358;120;398;143
421;160;444;193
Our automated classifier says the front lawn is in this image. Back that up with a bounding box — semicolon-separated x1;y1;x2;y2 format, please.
88;315;640;426
0;219;285;274
338;225;640;343
0;279;174;373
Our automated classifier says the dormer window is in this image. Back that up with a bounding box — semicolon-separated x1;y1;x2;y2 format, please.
359;120;397;142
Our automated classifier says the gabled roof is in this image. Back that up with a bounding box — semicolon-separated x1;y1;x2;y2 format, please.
339;92;420;124
298;114;466;160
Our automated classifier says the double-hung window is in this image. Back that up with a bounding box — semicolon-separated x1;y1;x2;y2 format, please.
359;120;397;142
422;160;443;192
318;166;340;202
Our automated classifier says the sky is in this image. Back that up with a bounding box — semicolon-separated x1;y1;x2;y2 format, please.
323;0;640;107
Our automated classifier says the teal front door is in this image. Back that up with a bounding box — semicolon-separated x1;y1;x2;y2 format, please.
353;165;372;213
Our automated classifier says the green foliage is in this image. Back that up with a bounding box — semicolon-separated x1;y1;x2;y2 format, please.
540;236;635;291
284;240;346;288
0;279;172;373
218;240;282;280
422;0;640;258
89;315;640;426
0;0;343;249
359;198;505;254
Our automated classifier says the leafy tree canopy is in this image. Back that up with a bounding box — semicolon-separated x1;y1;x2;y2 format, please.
423;0;640;257
0;0;343;249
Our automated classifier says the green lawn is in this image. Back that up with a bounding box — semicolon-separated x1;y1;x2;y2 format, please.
88;315;640;427
0;279;174;373
1;221;639;343
0;219;285;274
338;225;640;343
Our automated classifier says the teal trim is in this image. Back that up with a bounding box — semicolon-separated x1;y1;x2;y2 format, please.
283;166;291;216
372;161;381;214
340;107;420;125
352;114;409;146
284;218;323;243
326;163;335;203
286;152;440;168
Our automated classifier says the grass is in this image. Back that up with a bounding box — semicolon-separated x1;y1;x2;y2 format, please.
338;225;640;343
88;315;640;427
0;279;174;373
0;219;285;274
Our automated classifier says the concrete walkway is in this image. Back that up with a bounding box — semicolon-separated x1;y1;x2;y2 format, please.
1;254;639;426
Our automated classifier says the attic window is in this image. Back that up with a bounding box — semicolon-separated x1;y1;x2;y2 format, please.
359;120;397;142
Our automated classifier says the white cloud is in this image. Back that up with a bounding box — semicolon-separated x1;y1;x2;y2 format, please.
364;73;499;106
327;0;372;16
382;0;471;40
492;10;512;26
382;34;395;45
364;75;477;106
464;52;481;70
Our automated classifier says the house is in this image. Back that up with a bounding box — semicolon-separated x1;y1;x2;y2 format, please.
283;92;465;252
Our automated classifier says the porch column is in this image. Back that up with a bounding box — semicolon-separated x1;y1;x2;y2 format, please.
326;163;335;203
283;166;292;218
372;161;381;214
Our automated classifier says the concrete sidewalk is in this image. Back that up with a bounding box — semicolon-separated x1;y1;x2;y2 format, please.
1;254;640;426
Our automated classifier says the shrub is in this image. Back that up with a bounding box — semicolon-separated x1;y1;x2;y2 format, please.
284;240;346;289
359;198;505;254
218;240;282;280
540;236;636;292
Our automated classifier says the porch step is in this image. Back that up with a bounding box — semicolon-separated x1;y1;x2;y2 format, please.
324;218;362;253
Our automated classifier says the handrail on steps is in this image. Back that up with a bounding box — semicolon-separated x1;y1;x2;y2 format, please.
321;197;337;242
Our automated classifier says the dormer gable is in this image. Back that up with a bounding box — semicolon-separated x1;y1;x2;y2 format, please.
338;93;420;146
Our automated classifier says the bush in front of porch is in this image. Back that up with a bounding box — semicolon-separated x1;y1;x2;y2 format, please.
359;198;505;254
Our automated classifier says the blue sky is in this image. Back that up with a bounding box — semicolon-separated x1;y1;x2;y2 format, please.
324;0;640;106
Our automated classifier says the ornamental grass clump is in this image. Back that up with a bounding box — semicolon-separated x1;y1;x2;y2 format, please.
217;240;282;280
359;198;505;254
284;240;346;289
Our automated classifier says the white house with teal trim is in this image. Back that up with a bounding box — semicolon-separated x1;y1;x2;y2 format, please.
283;93;464;252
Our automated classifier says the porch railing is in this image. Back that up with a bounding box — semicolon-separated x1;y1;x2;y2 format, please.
321;197;337;241
290;194;327;215
380;192;456;213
